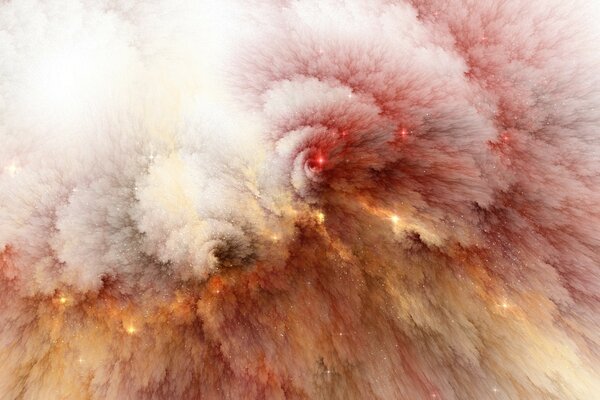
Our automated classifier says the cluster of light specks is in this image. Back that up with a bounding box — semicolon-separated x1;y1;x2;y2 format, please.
1;0;600;399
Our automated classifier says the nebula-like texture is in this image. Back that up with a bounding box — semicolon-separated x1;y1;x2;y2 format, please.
1;0;600;399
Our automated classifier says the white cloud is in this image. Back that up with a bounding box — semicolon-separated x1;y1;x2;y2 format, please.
1;0;600;399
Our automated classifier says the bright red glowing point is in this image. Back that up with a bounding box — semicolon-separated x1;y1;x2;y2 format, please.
309;153;326;170
400;128;408;137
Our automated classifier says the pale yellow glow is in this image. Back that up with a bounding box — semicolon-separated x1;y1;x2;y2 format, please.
316;212;325;224
5;163;18;176
127;326;137;335
390;215;400;224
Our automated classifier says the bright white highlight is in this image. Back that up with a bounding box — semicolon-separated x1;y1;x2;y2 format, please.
29;46;105;117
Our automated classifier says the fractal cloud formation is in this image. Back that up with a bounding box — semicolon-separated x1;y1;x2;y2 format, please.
2;1;600;399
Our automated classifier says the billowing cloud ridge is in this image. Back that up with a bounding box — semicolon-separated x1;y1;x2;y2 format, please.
1;0;600;399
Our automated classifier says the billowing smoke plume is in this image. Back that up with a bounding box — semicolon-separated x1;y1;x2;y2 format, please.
1;0;600;399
